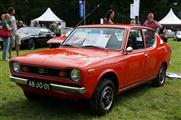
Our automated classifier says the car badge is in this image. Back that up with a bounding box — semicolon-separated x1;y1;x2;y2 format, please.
38;68;47;74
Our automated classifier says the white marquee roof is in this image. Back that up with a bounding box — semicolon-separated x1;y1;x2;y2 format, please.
33;8;64;22
159;8;181;25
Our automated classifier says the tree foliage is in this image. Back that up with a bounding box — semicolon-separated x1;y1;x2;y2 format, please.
0;0;181;26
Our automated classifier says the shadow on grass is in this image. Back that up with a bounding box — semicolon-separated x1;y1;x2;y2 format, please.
1;83;153;119
115;83;153;106
1;97;94;120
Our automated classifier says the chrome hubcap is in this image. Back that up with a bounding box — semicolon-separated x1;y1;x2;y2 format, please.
101;86;113;110
29;40;34;49
159;66;166;84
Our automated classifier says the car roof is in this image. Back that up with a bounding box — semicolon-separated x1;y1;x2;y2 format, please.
79;24;154;30
20;26;48;30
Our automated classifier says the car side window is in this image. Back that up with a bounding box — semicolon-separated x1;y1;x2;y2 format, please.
143;29;155;48
127;29;144;50
106;29;125;50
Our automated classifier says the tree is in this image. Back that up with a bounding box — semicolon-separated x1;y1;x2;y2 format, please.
0;0;180;26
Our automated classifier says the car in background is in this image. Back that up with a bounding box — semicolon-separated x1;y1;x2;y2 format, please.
17;27;55;49
9;25;171;115
175;31;181;41
47;27;73;48
165;29;176;40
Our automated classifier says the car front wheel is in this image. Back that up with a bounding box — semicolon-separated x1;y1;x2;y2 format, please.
24;91;38;101
28;39;35;49
152;64;167;87
90;79;115;115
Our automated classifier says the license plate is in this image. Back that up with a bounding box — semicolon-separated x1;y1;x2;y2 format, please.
27;80;50;90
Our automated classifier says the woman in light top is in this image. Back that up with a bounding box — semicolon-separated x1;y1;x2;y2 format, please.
1;14;13;60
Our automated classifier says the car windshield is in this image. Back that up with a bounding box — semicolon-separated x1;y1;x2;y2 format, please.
62;27;125;50
18;27;40;34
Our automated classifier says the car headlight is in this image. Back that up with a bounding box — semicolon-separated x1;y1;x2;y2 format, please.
13;62;21;73
70;68;81;82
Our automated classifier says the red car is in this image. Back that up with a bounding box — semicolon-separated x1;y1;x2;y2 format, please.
47;27;73;48
47;36;66;48
9;24;171;115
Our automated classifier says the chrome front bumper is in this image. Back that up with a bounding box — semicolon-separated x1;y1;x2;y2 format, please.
9;76;86;94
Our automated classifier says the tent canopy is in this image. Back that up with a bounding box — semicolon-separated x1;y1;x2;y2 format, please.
33;8;64;22
159;8;181;25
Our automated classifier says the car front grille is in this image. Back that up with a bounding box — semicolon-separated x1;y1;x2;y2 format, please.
21;65;70;78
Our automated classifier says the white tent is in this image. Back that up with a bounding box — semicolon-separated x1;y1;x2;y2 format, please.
159;8;181;25
31;8;66;27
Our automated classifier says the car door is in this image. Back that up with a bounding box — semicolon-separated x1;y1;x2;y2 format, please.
142;28;158;79
123;29;150;86
38;29;52;46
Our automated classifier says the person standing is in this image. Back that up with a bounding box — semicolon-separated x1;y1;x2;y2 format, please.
0;14;13;60
17;20;26;29
103;10;115;24
130;19;136;25
159;27;168;42
7;7;19;58
143;13;162;32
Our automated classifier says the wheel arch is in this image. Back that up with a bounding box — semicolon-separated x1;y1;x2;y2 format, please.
162;61;168;69
156;61;168;74
27;38;36;49
97;71;119;93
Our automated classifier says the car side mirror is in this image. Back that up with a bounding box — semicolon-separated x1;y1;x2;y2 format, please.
126;47;133;52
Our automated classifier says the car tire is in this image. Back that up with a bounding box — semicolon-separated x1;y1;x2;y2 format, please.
28;39;35;49
152;64;167;87
90;79;116;115
24;91;38;101
48;44;52;48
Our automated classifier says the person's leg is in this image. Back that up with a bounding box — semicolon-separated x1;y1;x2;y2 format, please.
16;45;20;56
15;33;20;56
9;35;14;59
2;38;6;60
2;37;10;60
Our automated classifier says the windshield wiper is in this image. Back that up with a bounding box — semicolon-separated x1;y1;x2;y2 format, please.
62;44;76;48
82;45;105;49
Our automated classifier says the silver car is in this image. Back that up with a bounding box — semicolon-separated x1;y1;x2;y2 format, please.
165;29;176;40
175;31;181;41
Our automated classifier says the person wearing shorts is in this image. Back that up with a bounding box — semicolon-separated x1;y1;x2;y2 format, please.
7;7;19;58
15;32;21;47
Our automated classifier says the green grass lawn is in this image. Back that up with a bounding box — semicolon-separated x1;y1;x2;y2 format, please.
0;40;181;120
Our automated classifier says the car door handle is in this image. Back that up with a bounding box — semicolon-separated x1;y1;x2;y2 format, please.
145;53;150;57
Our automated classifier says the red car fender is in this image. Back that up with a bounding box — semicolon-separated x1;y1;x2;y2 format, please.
83;68;119;97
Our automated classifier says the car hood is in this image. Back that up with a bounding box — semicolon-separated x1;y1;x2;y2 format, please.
17;32;34;40
13;48;121;68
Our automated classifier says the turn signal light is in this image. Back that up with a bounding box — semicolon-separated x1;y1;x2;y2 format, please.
22;66;29;72
59;71;67;77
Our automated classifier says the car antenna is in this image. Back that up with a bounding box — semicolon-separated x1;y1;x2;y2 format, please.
73;0;106;29
61;0;106;46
